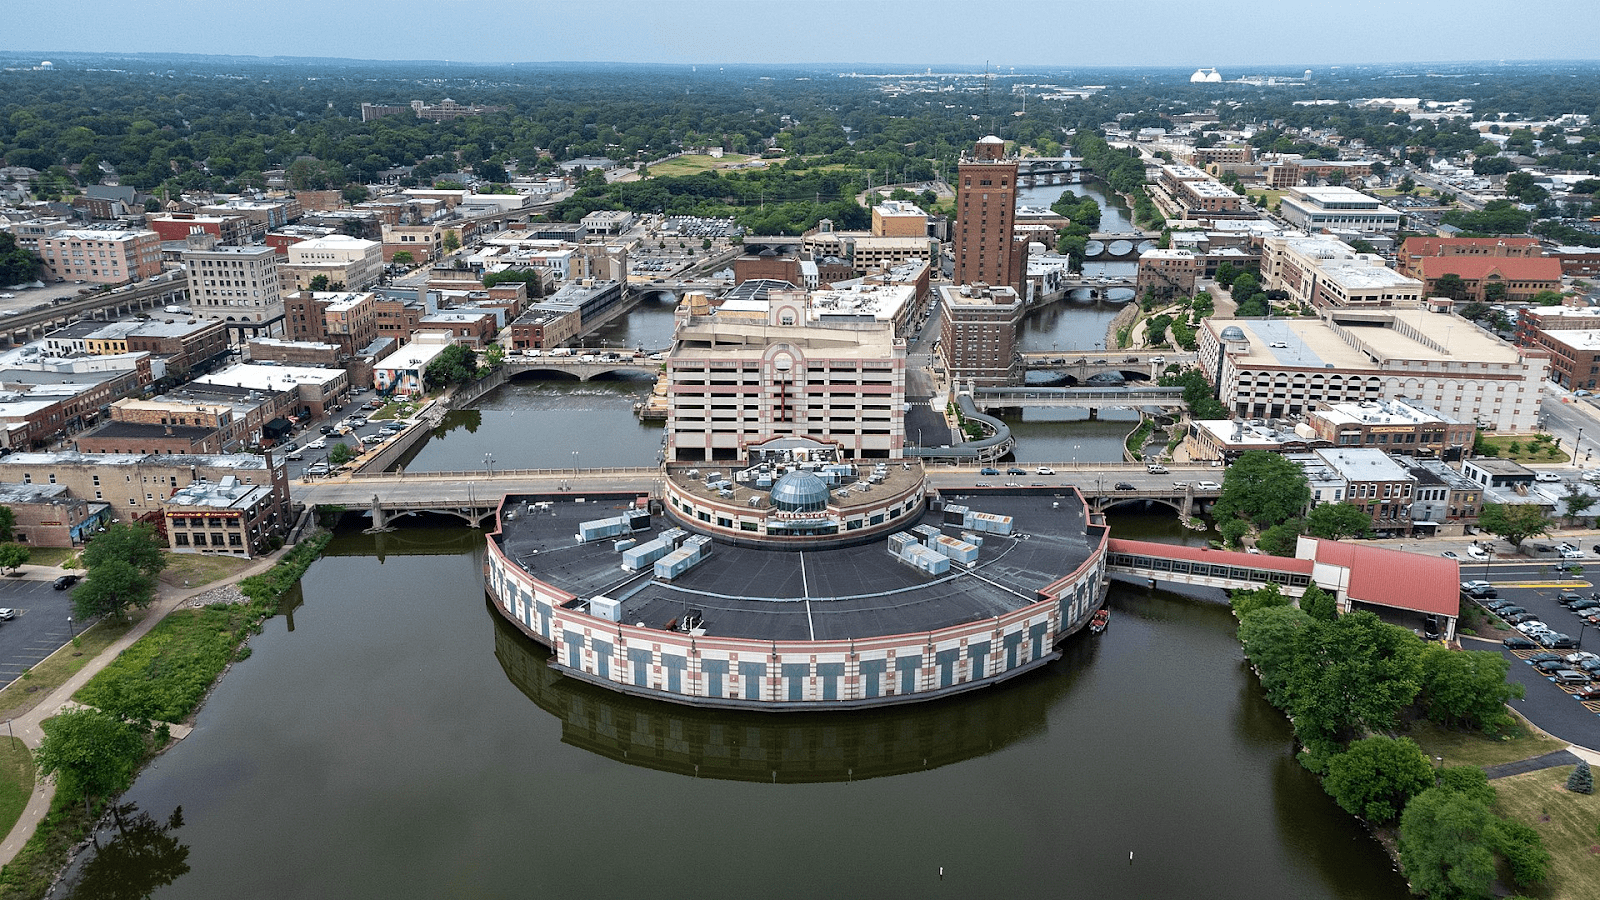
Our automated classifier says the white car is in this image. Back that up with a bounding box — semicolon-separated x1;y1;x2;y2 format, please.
1196;481;1221;490
1036;466;1055;475
306;438;328;450
1465;545;1489;560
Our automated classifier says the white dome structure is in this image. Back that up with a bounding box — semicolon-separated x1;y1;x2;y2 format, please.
1190;67;1222;83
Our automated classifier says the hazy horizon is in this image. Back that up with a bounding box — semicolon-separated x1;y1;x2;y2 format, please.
3;0;1596;70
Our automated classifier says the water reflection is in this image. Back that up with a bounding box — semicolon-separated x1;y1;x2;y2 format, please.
493;609;1101;782
59;803;189;900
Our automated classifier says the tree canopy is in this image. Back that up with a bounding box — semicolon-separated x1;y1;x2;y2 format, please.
1304;503;1373;541
1214;450;1311;529
34;708;147;817
83;522;167;577
1476;502;1549;549
72;558;157;621
424;343;479;388
1417;644;1523;732
1324;736;1436;824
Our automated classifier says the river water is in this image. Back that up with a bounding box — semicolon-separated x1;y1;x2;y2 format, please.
59;510;1407;900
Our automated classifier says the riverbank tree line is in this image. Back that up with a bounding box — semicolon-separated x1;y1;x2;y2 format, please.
1230;586;1545;898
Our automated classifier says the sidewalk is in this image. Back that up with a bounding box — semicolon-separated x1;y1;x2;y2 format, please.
0;551;285;867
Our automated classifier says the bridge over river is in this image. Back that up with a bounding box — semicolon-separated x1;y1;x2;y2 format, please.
294;463;1225;528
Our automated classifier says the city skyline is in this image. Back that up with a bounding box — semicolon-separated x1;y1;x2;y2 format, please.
3;0;1597;70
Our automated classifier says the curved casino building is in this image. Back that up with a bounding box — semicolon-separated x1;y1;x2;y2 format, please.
485;437;1109;710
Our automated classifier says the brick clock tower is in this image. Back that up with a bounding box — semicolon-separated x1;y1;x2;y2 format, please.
955;135;1028;295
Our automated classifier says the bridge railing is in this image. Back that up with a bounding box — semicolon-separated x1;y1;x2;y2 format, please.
350;466;660;481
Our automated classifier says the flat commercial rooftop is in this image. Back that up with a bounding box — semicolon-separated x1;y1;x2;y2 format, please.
494;490;1099;642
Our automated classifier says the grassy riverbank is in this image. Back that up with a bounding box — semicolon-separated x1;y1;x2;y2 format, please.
1493;767;1600;900
0;531;332;899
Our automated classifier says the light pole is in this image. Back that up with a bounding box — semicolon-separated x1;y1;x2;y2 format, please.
572;450;580;474
1579;620;1589;651
484;452;495;477
66;616;74;640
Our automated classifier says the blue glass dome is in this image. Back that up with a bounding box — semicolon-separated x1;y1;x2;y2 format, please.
769;470;831;513
1220;325;1247;342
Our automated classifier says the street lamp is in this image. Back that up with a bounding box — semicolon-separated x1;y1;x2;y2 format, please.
1579;620;1589;651
572;450;580;474
484;452;495;477
66;616;74;639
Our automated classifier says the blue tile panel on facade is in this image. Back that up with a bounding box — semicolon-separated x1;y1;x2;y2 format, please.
484;522;1107;710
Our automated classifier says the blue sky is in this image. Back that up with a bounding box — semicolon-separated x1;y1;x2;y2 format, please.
4;0;1595;68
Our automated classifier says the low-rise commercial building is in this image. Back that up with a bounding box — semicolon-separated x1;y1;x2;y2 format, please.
1396;236;1542;278
1279;186;1401;233
281;235;383;292
1260;236;1422;309
1136;248;1199;301
0;483;107;547
0;450;289;524
1415;256;1563;304
1305;398;1474;462
373;332;456;397
1514;306;1600;392
164;475;286;558
181;235;286;344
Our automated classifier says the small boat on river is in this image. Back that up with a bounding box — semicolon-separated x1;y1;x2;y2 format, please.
1090;608;1109;635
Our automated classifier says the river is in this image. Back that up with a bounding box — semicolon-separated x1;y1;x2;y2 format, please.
56;511;1408;900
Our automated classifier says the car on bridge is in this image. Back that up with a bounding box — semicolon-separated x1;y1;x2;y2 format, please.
1006;467;1026;475
1196;481;1221;490
1036;466;1054;475
1114;482;1135;491
980;467;999;476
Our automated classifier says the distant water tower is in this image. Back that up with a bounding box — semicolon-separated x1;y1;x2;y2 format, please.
39;61;53;69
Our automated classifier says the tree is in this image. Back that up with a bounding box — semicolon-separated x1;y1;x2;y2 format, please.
1230;583;1290;619
442;229;461;254
341;184;369;205
1562;486;1596;523
1215;450;1311;529
0;505;13;542
34;708;146;818
1398;788;1497;900
1282;612;1423;752
1432;273;1468;301
1397;176;1416;195
1218;517;1250;549
308;274;331;292
1476;502;1548;551
1417;644;1522;732
1304;503;1372;541
0;543;30;574
72;558;157;621
391;250;415;266
1437;766;1496;806
1237;605;1313;707
1489;817;1550;890
83;522;167;577
1299;584;1338;622
424;343;478;388
1567;759;1594;794
483;344;505;368
1257;521;1303;557
1324;736;1436;823
328;443;354;466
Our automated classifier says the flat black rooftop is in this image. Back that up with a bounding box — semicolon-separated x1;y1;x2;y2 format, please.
493;490;1099;642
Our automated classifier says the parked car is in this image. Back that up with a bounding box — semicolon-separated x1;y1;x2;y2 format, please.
1542;634;1581;649
1558;592;1587;606
1571;685;1600;700
1529;652;1564;664
1502;635;1538;650
1578;659;1600;676
0;609;14;620
361;434;385;445
1564;651;1598;664
1465;545;1489;560
319;425;334;435
1570;599;1600;612
53;574;79;590
1440;551;1459;560
1552;669;1592;685
307;438;328;450
285;446;305;460
1533;659;1570;673
1482;599;1516;611
1560;546;1584;559
1515;621;1549;634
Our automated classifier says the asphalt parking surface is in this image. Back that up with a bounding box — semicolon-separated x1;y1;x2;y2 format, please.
1464;570;1600;747
0;578;79;686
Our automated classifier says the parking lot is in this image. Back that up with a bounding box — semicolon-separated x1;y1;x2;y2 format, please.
1462;567;1600;745
0;578;79;686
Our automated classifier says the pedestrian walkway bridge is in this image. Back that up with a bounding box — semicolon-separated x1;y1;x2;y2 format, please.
1104;539;1316;596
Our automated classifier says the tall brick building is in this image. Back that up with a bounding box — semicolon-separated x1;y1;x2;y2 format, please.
955;136;1028;295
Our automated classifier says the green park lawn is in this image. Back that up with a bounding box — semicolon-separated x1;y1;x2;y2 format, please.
0;735;35;848
1478;435;1570;464
1492;767;1600;900
646;153;753;178
1401;717;1567;769
158;552;254;589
